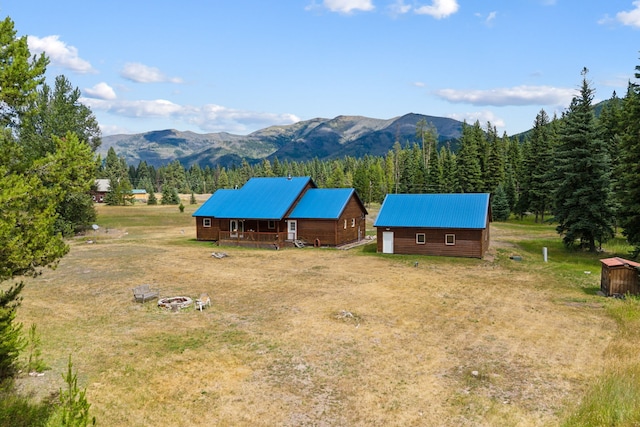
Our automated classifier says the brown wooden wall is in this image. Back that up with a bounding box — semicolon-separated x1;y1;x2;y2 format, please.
196;218;289;241
195;217;221;241
601;265;640;296
336;196;366;246
296;195;366;246
376;226;488;258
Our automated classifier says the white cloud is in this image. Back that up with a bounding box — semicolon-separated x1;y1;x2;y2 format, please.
27;35;94;74
82;97;299;134
84;82;117;100
389;0;411;16
448;111;505;128
194;105;300;132
120;62;183;84
616;1;640;28
485;11;497;25
434;85;575;106
414;0;459;19
322;0;374;13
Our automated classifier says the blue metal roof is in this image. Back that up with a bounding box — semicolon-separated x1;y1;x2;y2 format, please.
289;188;355;219
192;177;313;219
373;193;490;229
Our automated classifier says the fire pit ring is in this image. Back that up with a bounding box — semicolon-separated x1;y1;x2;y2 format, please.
158;296;193;311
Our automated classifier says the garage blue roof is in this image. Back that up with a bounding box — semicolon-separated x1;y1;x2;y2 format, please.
192;176;314;219
373;193;490;229
289;188;358;219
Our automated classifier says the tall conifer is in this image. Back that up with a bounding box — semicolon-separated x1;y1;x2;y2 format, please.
553;68;614;251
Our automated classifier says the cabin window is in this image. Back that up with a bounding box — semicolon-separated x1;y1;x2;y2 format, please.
416;233;426;244
344;219;347;229
351;218;356;228
203;218;211;228
445;234;455;245
268;220;275;229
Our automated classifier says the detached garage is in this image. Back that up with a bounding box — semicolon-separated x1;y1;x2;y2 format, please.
373;193;491;259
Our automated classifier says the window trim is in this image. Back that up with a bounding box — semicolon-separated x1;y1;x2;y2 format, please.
203;218;212;228
351;218;356;228
416;233;426;245
344;219;347;229
268;220;275;229
445;233;455;246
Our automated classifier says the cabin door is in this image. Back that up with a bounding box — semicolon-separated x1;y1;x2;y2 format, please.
287;220;297;240
382;231;394;254
230;220;244;238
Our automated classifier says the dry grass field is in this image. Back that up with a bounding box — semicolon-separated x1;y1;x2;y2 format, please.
11;201;628;426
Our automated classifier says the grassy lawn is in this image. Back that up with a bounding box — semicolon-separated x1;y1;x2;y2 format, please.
10;204;640;426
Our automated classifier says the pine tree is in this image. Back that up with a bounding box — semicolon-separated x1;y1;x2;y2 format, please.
456;122;483;193
528;109;556;222
617;69;640;254
491;185;511;221
147;188;158;205
426;141;442;193
553;68;614;251
483;124;505;193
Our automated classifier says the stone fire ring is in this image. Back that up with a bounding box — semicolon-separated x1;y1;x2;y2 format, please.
158;296;193;310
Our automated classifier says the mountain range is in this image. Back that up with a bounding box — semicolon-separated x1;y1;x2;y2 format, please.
99;113;465;168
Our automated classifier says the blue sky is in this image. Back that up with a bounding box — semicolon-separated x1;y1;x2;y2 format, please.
3;0;640;136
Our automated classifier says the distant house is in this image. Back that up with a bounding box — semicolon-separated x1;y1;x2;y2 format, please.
192;176;367;248
374;193;491;258
92;179;110;203
600;257;640;297
132;189;148;203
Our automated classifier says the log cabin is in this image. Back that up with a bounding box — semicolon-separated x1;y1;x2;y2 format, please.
193;176;367;248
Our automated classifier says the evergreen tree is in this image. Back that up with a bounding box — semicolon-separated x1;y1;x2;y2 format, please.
0;18;49;129
0;131;69;380
506;135;523;212
440;145;458;193
161;186;180;205
528;109;556;222
483;124;505;193
456;122;483;192
553;68;614;251
616;68;640;255
426;142;442;193
103;148;133;206
491;185;511;221
147;188;158;205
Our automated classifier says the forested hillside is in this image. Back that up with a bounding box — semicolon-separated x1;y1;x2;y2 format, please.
100;113;463;168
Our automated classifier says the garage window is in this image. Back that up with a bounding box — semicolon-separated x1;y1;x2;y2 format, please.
445;234;455;245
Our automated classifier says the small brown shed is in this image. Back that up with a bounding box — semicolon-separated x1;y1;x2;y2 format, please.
600;257;640;296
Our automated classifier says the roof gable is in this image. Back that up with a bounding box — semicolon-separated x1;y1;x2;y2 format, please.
193;176;314;219
373;193;490;229
289;188;360;219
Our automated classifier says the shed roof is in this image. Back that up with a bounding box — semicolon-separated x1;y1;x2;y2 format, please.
289;188;364;219
373;193;490;229
600;257;640;268
192;176;314;220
